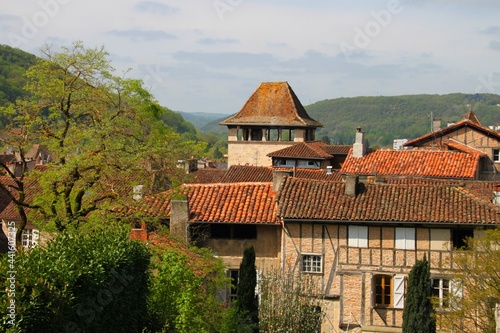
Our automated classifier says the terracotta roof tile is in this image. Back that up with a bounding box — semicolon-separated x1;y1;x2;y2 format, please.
443;139;487;156
133;183;279;224
277;177;500;225
340;149;479;179
219;82;322;128
186;165;342;183
189;168;227;184
267;142;333;159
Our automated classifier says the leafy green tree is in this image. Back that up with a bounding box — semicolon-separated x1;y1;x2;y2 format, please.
147;242;228;333
402;255;436;333
0;225;150;333
0;41;201;232
259;268;323;333
440;228;500;333
236;246;259;331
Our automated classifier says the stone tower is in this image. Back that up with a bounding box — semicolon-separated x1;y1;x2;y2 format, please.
220;82;322;167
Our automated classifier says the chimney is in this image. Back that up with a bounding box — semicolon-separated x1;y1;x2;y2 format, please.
170;199;190;243
344;175;359;197
133;185;144;201
130;221;148;242
432;119;442;132
352;127;366;158
272;170;293;192
326;166;333;175
493;184;500;206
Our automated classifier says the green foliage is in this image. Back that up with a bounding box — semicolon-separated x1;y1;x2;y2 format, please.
402;255;436;333
259;268;323;333
147;244;228;333
236;246;258;330
0;225;150;333
0;41;197;231
306;93;500;147
440;228;500;333
0;44;37;107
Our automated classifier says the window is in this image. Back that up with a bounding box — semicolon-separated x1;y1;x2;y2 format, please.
348;225;368;248
432;278;462;310
229;270;239;301
210;224;257;239
301;254;323;273
452;229;473;249
493;149;500;162
395;227;415;250
21;229;39;249
373;275;405;308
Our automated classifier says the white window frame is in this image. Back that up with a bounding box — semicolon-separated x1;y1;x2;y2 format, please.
301;254;323;273
432;277;462;310
395;227;415;250
348;225;368;248
493;149;500;162
21;229;39;249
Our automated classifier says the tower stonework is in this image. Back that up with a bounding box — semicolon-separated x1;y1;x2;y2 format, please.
220;82;322;167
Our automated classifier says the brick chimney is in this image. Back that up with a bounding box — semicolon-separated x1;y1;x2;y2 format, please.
353;127;366;158
344;175;359;197
130;221;148;242
170;200;190;243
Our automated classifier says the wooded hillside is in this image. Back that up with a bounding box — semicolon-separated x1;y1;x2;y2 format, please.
307;93;500;147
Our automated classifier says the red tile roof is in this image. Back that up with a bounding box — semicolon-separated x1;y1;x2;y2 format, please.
186;165;343;183
267;142;333;159
132;182;279;224
443;139;486;157
190;168;227;184
340;149;479;179
219;82;322;128
277;177;500;225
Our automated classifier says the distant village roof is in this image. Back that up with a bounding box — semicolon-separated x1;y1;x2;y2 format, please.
340;149;480;179
219;82;322;128
188;165;342;184
404;110;500;147
277;177;500;225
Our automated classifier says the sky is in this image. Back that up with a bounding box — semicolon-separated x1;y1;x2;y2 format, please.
1;0;500;115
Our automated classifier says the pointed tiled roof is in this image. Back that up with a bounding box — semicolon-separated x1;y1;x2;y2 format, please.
219;82;322;127
132;183;279;224
267;142;333;159
340;149;479;179
277;177;500;225
404;111;500;147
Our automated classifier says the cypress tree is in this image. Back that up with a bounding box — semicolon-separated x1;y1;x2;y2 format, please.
402;255;436;333
237;246;259;331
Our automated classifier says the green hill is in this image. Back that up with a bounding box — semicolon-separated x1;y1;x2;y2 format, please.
305;93;500;147
0;44;37;105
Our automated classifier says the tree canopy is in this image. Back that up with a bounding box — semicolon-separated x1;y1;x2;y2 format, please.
0;41;204;232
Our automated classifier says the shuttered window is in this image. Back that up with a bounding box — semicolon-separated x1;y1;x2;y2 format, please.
395;227;415;250
373;274;405;308
348;225;368;248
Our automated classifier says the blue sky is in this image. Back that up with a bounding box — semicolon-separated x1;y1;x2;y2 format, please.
1;0;500;114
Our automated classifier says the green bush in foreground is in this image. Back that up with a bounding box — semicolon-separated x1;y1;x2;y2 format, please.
0;226;150;333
